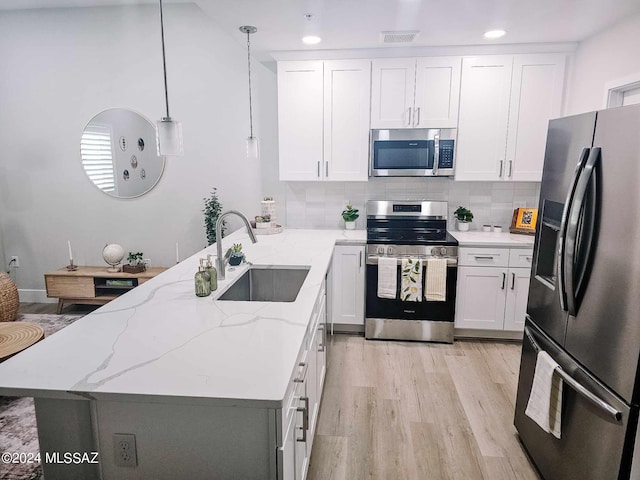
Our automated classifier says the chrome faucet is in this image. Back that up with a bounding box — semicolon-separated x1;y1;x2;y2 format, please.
215;210;257;280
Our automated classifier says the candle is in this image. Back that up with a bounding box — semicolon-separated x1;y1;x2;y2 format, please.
67;240;73;262
176;242;179;264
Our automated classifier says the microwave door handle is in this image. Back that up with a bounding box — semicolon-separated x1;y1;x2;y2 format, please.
433;133;440;176
564;147;600;317
557;147;590;312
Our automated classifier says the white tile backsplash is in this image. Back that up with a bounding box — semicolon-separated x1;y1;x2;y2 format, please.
283;179;540;230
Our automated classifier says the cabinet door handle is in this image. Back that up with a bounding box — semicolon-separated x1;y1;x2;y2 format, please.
318;324;326;352
511;272;516;290
317;161;320;178
508;160;513;177
474;255;495;260
501;272;506;290
293;361;308;383
415;107;421;126
325;161;329;177
406;107;412;126
499;160;504;177
296;396;309;442
359;251;362;268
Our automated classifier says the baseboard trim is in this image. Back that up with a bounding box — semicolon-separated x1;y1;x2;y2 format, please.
18;289;56;304
454;328;523;341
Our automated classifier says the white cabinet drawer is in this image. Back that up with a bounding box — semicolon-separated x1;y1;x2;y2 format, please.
459;248;509;267
508;248;534;268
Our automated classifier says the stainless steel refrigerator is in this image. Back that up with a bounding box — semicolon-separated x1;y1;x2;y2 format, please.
514;103;640;480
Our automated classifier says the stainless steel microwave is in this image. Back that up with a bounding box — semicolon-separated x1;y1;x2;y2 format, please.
370;128;456;177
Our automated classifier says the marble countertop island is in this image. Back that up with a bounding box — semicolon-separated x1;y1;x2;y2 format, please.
0;229;366;408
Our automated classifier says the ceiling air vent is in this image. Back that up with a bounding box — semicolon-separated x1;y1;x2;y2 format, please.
380;30;420;44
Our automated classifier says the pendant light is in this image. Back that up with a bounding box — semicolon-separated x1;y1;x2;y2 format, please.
240;25;259;160
156;0;183;156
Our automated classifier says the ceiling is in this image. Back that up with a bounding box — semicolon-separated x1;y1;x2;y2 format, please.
2;0;640;60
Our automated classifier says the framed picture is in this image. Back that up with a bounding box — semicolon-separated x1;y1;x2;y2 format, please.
510;208;538;235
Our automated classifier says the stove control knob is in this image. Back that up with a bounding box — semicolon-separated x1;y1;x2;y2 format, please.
377;246;385;255
387;246;394;255
440;247;448;257
431;247;440;256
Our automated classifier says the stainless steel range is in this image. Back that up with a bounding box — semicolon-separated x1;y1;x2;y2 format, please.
365;200;458;343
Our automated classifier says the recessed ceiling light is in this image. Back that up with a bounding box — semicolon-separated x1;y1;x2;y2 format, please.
302;35;322;45
484;30;506;39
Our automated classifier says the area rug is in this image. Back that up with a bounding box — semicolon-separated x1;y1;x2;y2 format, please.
0;313;84;480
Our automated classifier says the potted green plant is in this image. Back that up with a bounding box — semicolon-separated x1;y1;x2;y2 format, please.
341;203;359;230
228;243;244;266
454;206;474;231
203;188;226;246
123;251;146;273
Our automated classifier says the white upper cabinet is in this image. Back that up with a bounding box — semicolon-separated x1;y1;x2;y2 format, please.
323;60;371;181
371;56;461;129
278;60;370;182
278;61;324;181
414;57;461;128
455;53;566;181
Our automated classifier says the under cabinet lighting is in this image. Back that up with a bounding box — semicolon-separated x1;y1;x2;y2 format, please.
484;30;506;39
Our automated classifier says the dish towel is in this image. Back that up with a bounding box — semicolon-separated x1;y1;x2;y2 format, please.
377;257;397;299
525;351;563;439
425;258;447;302
401;258;423;302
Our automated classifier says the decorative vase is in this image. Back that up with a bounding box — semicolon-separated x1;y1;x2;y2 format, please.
457;220;470;232
229;253;244;266
345;221;356;230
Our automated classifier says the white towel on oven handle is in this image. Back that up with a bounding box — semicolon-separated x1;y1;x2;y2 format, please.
377;257;397;299
425;258;447;302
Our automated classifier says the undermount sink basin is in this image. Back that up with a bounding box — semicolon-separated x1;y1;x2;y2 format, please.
218;266;310;302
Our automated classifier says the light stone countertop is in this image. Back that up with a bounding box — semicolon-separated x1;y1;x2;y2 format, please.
0;229;366;408
451;231;535;248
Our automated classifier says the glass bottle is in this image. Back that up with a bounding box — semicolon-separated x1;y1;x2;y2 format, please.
195;265;211;297
206;254;218;292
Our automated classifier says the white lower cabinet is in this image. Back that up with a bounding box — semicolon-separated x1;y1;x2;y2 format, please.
455;247;533;333
280;286;327;480
330;245;365;331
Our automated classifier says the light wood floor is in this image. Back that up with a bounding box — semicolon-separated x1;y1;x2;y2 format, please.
307;335;540;480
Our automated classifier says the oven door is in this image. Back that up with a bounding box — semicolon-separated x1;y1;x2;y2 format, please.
365;257;457;342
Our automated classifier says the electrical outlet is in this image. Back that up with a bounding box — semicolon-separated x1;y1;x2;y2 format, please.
113;433;137;467
10;256;19;268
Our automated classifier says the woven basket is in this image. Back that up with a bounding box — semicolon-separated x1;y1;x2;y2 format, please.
0;272;19;322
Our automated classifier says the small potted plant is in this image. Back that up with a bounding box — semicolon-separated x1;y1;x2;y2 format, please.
228;243;244;266
341;203;359;230
454;206;474;231
255;214;272;229
123;251;146;273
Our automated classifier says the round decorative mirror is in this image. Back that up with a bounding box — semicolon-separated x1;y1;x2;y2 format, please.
81;109;165;198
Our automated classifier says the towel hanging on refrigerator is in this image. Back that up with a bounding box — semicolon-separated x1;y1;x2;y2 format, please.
377;257;397;299
401;258;423;302
525;350;563;439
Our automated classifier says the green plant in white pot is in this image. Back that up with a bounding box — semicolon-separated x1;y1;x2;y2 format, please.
454;206;474;231
341;204;359;230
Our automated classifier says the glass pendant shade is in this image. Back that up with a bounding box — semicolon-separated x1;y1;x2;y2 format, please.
246;136;259;161
156;117;183;156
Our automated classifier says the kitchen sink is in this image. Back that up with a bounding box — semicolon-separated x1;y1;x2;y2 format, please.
217;266;310;302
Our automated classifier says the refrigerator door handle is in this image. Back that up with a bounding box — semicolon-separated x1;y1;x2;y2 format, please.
557;147;591;312
524;326;622;422
564;147;601;317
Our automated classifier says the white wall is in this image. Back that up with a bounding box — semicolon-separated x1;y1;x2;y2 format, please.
567;12;640;114
0;4;274;298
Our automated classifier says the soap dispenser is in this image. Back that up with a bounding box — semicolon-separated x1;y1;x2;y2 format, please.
206;254;218;292
195;259;211;297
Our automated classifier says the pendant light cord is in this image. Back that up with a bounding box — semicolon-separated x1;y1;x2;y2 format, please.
246;30;253;139
159;0;170;119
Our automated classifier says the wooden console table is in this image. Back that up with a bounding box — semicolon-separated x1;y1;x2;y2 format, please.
45;266;167;314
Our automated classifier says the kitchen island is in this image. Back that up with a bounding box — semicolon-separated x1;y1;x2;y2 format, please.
0;228;365;480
